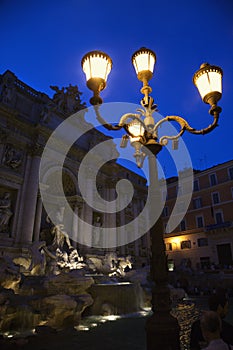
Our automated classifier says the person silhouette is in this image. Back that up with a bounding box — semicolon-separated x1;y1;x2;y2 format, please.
190;288;233;349
200;311;233;349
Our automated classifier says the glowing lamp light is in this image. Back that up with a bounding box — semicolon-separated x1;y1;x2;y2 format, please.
128;119;145;143
193;63;223;106
127;119;146;168
132;47;156;86
82;50;112;82
132;47;156;75
81;51;112;105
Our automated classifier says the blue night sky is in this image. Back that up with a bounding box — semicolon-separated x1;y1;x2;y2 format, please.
1;0;232;178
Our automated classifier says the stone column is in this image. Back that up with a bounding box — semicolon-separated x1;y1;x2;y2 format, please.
16;145;42;244
77;203;86;255
118;185;127;255
82;170;94;249
109;187;117;250
33;195;43;241
104;180;117;251
72;203;83;246
133;197;139;256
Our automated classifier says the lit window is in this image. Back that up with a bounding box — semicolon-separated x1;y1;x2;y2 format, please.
181;240;191;249
198;238;208;247
209;173;217;186
167;259;174;271
165;242;172;251
212;192;220;204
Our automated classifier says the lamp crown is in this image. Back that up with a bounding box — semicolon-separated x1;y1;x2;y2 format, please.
132;47;157;87
200;62;210;69
193;63;223;85
193;62;223;107
81;50;112;70
131;47;156;63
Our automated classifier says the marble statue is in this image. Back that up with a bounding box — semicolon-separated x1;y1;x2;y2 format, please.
50;84;86;114
28;241;47;275
50;85;66;111
51;223;73;251
40;207;85;274
92;215;102;246
86;253;132;277
0;192;13;230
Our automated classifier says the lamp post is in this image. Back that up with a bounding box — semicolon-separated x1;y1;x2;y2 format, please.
81;48;223;349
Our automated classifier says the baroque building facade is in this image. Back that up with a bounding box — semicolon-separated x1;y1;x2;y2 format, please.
0;70;150;267
163;160;233;270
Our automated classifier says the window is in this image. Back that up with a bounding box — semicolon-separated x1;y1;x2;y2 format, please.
193;197;202;209
180;220;186;231
176;201;185;213
196;216;204;228
200;257;210;269
167;259;174;271
228;167;233;180
193;179;200;191
176;186;182;196
181;240;191;249
162;191;167;201
215;211;224;224
212;192;220;204
197;238;208;247
164;222;171;233
209;173;217;186
165;242;172;251
162;206;169;217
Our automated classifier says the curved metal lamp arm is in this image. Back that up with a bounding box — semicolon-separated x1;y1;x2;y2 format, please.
166;109;220;135
93;103;221;148
94;104;144;132
93;105;122;130
153;108;220;145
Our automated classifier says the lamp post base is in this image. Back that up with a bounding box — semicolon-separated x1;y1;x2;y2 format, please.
146;312;180;350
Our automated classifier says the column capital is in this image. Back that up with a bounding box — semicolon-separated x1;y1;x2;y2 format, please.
27;142;44;157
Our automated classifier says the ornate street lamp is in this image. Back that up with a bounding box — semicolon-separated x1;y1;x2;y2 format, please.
81;50;112;106
81;48;223;349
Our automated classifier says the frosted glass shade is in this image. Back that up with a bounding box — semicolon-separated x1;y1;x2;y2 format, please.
128;119;145;142
132;47;156;75
82;51;112;83
193;63;223;104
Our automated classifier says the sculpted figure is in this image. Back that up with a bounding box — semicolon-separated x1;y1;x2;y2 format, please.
50;85;66;111
50;84;86;114
0;192;13;229
92;215;102;246
2;145;22;169
51;223;73;250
